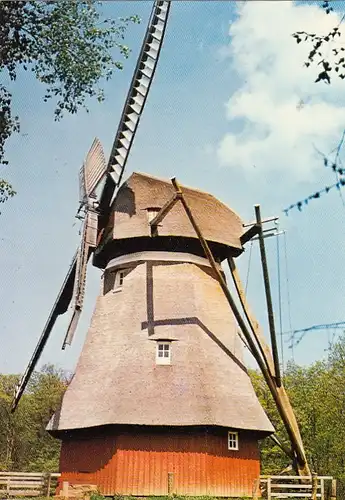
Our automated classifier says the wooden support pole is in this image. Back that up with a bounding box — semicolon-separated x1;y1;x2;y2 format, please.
46;473;51;498
267;477;272;500
320;477;325;500
230;257;303;470
171;178;310;477
228;256;276;378
62;481;69;499
330;479;337;500
252;478;260;500
255;204;282;387
168;472;174;496
311;472;318;500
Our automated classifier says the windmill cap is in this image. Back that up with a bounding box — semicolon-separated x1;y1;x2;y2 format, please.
102;172;245;256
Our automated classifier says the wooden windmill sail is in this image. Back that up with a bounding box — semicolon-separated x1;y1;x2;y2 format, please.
12;1;311;495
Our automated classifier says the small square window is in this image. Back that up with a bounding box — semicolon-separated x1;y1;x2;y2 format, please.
156;341;171;365
228;431;239;451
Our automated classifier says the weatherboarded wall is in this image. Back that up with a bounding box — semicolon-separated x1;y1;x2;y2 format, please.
58;426;260;497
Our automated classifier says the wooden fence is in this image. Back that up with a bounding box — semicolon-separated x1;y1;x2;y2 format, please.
0;472;61;498
259;475;336;500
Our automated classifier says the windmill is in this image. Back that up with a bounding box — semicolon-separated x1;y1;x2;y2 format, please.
11;1;312;496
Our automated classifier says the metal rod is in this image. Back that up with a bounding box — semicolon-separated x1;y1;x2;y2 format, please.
262;226;281;234
243;215;279;228
171;178;309;476
255;204;282;388
250;230;285;242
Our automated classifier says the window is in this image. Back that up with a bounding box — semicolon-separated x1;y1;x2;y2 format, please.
156;341;171;365
228;431;239;451
114;270;125;291
147;207;161;223
103;268;128;295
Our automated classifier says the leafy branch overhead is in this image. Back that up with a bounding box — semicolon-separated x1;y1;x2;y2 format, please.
0;0;140;204
285;1;345;215
283;132;345;215
292;1;345;84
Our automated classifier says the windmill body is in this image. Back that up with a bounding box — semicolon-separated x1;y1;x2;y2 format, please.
48;173;274;497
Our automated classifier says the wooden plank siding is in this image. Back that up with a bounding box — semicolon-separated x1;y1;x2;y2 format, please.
58;426;262;497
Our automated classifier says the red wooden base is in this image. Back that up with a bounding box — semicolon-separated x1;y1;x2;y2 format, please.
57;426;262;497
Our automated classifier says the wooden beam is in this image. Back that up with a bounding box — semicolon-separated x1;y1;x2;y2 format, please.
312;473;318;500
240;224;260;245
320;478;325;500
268;477;272;500
253;478;260;500
255;204;282;387
45;473;51;499
330;479;337;500
168;472;174;496
170;178;310;478
228;256;276;378
260;477;333;480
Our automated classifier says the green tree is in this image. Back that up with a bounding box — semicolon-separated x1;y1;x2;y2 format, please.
0;0;140;205
0;364;70;471
251;334;345;477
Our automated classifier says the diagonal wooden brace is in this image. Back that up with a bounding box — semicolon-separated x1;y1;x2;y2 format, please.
228;256;276;379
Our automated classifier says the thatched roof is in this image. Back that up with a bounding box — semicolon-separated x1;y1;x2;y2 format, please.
48;252;274;435
104;172;244;253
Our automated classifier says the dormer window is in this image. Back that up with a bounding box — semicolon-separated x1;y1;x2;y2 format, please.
147;207;161;223
156;341;171;365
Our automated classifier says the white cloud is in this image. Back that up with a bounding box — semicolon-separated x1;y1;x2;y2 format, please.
217;1;345;182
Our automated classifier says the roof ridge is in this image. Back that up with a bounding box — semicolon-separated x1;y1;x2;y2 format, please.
129;171;243;222
130;171;216;198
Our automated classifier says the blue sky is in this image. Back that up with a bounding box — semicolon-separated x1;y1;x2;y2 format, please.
1;0;345;376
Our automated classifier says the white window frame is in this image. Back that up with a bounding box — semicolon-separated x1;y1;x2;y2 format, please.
228;431;239;451
156;341;171;365
113;269;125;292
